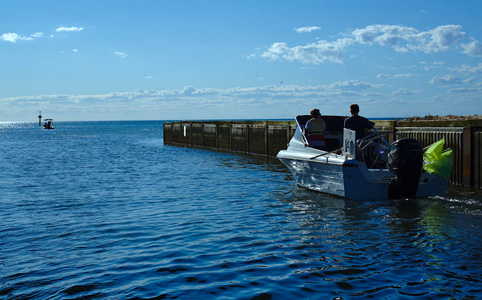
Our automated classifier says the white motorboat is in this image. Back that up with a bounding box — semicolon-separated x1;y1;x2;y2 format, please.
277;115;453;200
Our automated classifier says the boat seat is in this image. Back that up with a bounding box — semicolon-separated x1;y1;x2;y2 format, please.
297;115;345;151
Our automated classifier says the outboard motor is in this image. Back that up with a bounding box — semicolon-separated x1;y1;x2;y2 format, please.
388;138;423;198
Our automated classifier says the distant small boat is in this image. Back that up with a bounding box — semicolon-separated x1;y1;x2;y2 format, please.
43;119;54;130
277;115;453;200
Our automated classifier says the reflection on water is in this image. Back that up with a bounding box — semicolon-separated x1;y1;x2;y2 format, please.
276;185;481;298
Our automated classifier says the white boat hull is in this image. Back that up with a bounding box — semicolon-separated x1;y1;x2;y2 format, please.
278;154;449;200
277;115;450;201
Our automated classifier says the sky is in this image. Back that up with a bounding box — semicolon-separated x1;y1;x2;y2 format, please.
1;0;481;122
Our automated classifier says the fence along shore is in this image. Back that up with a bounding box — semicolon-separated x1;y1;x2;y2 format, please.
163;118;482;188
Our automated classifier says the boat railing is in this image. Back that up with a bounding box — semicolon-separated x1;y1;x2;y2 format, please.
295;116;311;147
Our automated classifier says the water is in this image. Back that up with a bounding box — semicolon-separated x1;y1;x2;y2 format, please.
1;121;481;299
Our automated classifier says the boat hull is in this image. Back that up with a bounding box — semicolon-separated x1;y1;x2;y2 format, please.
278;154;449;201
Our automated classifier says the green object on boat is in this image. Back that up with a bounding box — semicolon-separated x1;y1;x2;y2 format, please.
423;139;453;179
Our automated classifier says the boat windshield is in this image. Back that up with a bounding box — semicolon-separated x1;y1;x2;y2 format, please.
296;115;345;151
295;115;345;133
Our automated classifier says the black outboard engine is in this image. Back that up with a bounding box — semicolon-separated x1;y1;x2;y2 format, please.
388;138;423;198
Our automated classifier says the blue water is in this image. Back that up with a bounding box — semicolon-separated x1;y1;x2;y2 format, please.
1;121;481;299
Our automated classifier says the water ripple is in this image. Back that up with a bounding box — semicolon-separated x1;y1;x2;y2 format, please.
1;121;481;299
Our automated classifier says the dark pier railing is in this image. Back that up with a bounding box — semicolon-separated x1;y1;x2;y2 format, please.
163;121;296;157
163;119;482;188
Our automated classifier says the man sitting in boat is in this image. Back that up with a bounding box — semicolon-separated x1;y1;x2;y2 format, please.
304;109;327;149
344;104;371;141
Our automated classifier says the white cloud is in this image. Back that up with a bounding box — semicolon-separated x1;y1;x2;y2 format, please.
182;86;196;95
353;24;465;53
451;63;482;75
0;32;33;43
353;25;419;49
423;61;445;71
260;38;353;64
56;26;84;32
391;88;420;96
464;76;477;84
461;40;482;57
377;73;414;79
448;87;479;93
114;51;128;58
393;73;414;78
1;83;383;110
414;25;465;53
2;81;480;120
3;27;83;40
325;80;380;91
376;74;390;79
257;24;475;64
429;75;462;84
295;26;321;33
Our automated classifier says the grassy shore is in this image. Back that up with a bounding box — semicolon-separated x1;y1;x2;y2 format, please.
401;114;481;121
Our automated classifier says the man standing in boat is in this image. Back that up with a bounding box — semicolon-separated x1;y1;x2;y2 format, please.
304;109;326;149
344;104;371;141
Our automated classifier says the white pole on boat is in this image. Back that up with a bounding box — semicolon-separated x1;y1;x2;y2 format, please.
370;124;390;148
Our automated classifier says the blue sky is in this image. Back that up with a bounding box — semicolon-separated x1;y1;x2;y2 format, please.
1;0;481;121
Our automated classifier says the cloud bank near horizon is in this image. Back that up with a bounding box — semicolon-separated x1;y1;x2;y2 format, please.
2;76;480;121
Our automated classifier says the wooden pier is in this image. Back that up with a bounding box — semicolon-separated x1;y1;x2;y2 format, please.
163;119;482;188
